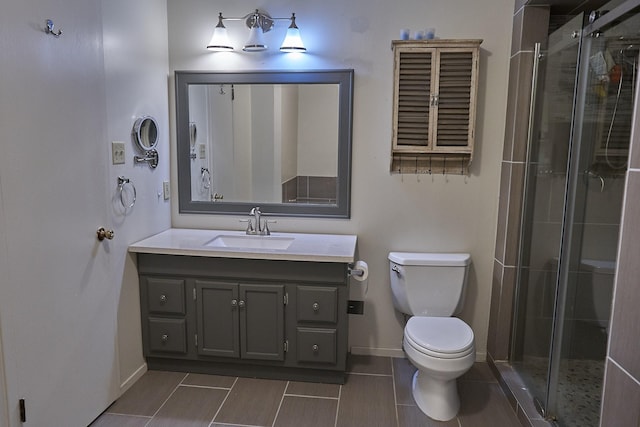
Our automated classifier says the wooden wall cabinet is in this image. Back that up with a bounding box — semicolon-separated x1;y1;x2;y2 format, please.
391;39;482;174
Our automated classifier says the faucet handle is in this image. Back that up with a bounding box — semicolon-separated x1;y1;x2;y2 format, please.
263;219;277;235
239;219;254;233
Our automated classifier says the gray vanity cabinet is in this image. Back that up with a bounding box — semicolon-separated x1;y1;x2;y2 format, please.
137;253;350;384
196;280;285;361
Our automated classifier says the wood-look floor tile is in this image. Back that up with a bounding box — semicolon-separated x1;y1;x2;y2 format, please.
146;385;227;427
393;357;417;405
89;413;151;427
182;373;236;389
213;377;288;426
347;354;392;375
336;374;396;427
274;396;338;427
107;371;186;416
459;362;497;383
397;404;458;427
286;381;340;398
458;381;520;427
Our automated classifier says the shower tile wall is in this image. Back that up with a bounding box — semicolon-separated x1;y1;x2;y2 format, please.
282;176;336;204
601;139;640;423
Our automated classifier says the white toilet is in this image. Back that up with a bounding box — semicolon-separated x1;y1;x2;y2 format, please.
389;252;475;421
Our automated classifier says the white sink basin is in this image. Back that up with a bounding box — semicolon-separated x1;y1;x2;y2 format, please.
204;234;295;250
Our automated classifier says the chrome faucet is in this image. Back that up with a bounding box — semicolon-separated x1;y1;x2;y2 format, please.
244;207;272;235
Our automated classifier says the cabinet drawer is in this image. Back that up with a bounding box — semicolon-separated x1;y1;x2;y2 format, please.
296;327;336;364
147;278;186;315
148;318;187;354
297;286;337;323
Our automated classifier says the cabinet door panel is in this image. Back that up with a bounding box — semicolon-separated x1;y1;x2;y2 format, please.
297;286;337;323
197;281;240;358
240;284;285;361
148;318;187;354
296;327;337;364
146;277;186;315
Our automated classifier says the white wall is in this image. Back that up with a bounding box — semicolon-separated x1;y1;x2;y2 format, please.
168;0;513;359
101;0;171;390
298;85;339;177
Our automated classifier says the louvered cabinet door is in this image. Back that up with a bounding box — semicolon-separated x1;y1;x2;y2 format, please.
392;47;437;152
432;47;479;154
391;40;481;164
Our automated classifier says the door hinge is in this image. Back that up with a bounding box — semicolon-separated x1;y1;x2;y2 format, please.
284;340;289;352
19;398;26;422
283;293;288;305
193;288;197;300
195;334;198;347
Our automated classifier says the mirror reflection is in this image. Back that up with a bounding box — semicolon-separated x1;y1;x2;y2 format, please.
176;70;354;218
188;83;339;205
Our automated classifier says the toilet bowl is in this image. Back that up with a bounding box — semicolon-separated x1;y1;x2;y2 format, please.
388;252;475;421
403;317;475;421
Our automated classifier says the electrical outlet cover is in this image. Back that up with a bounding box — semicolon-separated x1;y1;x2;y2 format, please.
163;181;170;200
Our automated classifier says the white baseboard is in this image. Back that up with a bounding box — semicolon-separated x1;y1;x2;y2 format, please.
351;347;487;362
119;363;147;396
350;346;405;358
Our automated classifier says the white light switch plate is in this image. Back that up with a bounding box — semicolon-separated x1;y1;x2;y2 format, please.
112;141;125;165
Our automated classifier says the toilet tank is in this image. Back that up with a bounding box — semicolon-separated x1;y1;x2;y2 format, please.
389;252;471;316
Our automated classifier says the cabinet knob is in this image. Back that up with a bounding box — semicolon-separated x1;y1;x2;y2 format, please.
238;300;245;308
159;294;167;304
231;299;238;307
312;302;320;312
161;334;169;342
312;344;319;352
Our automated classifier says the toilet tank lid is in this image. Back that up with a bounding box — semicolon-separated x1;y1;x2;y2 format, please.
388;252;471;266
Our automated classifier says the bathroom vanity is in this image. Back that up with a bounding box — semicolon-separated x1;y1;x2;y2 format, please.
129;228;357;384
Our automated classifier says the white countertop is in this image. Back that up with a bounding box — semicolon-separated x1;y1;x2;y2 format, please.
128;228;357;263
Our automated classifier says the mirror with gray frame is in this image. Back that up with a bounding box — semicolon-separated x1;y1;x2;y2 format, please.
176;69;354;218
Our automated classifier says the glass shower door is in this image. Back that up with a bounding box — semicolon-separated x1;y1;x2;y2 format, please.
511;13;584;417
551;4;638;425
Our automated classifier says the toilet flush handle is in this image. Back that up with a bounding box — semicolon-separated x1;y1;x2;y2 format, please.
392;265;401;275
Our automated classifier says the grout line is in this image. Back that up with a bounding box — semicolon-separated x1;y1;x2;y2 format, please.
390;358;400;427
271;381;289;427
208;377;238;427
144;373;188;427
178;383;233;391
283;393;339;400
334;384;342;427
346;372;393;377
103;412;152;419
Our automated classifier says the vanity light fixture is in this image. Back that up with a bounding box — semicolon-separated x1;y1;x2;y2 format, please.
206;9;306;53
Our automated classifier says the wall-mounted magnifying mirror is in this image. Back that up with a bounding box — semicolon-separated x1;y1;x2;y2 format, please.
133;116;160;168
133;116;159;151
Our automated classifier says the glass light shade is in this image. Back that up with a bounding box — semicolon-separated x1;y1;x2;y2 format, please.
207;14;233;51
243;26;267;51
207;27;233;51
280;15;306;52
280;26;306;52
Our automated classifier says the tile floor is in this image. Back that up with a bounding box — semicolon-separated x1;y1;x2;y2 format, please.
90;356;521;427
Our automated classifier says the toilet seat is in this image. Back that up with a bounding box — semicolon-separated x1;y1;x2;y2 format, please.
405;317;474;359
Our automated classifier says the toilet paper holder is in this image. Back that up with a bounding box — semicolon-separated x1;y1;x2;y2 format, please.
348;260;369;281
348;266;365;277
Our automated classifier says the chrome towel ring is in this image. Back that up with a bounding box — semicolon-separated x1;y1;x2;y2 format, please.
117;176;137;210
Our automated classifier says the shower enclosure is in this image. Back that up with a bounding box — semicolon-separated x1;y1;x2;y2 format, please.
511;0;639;425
